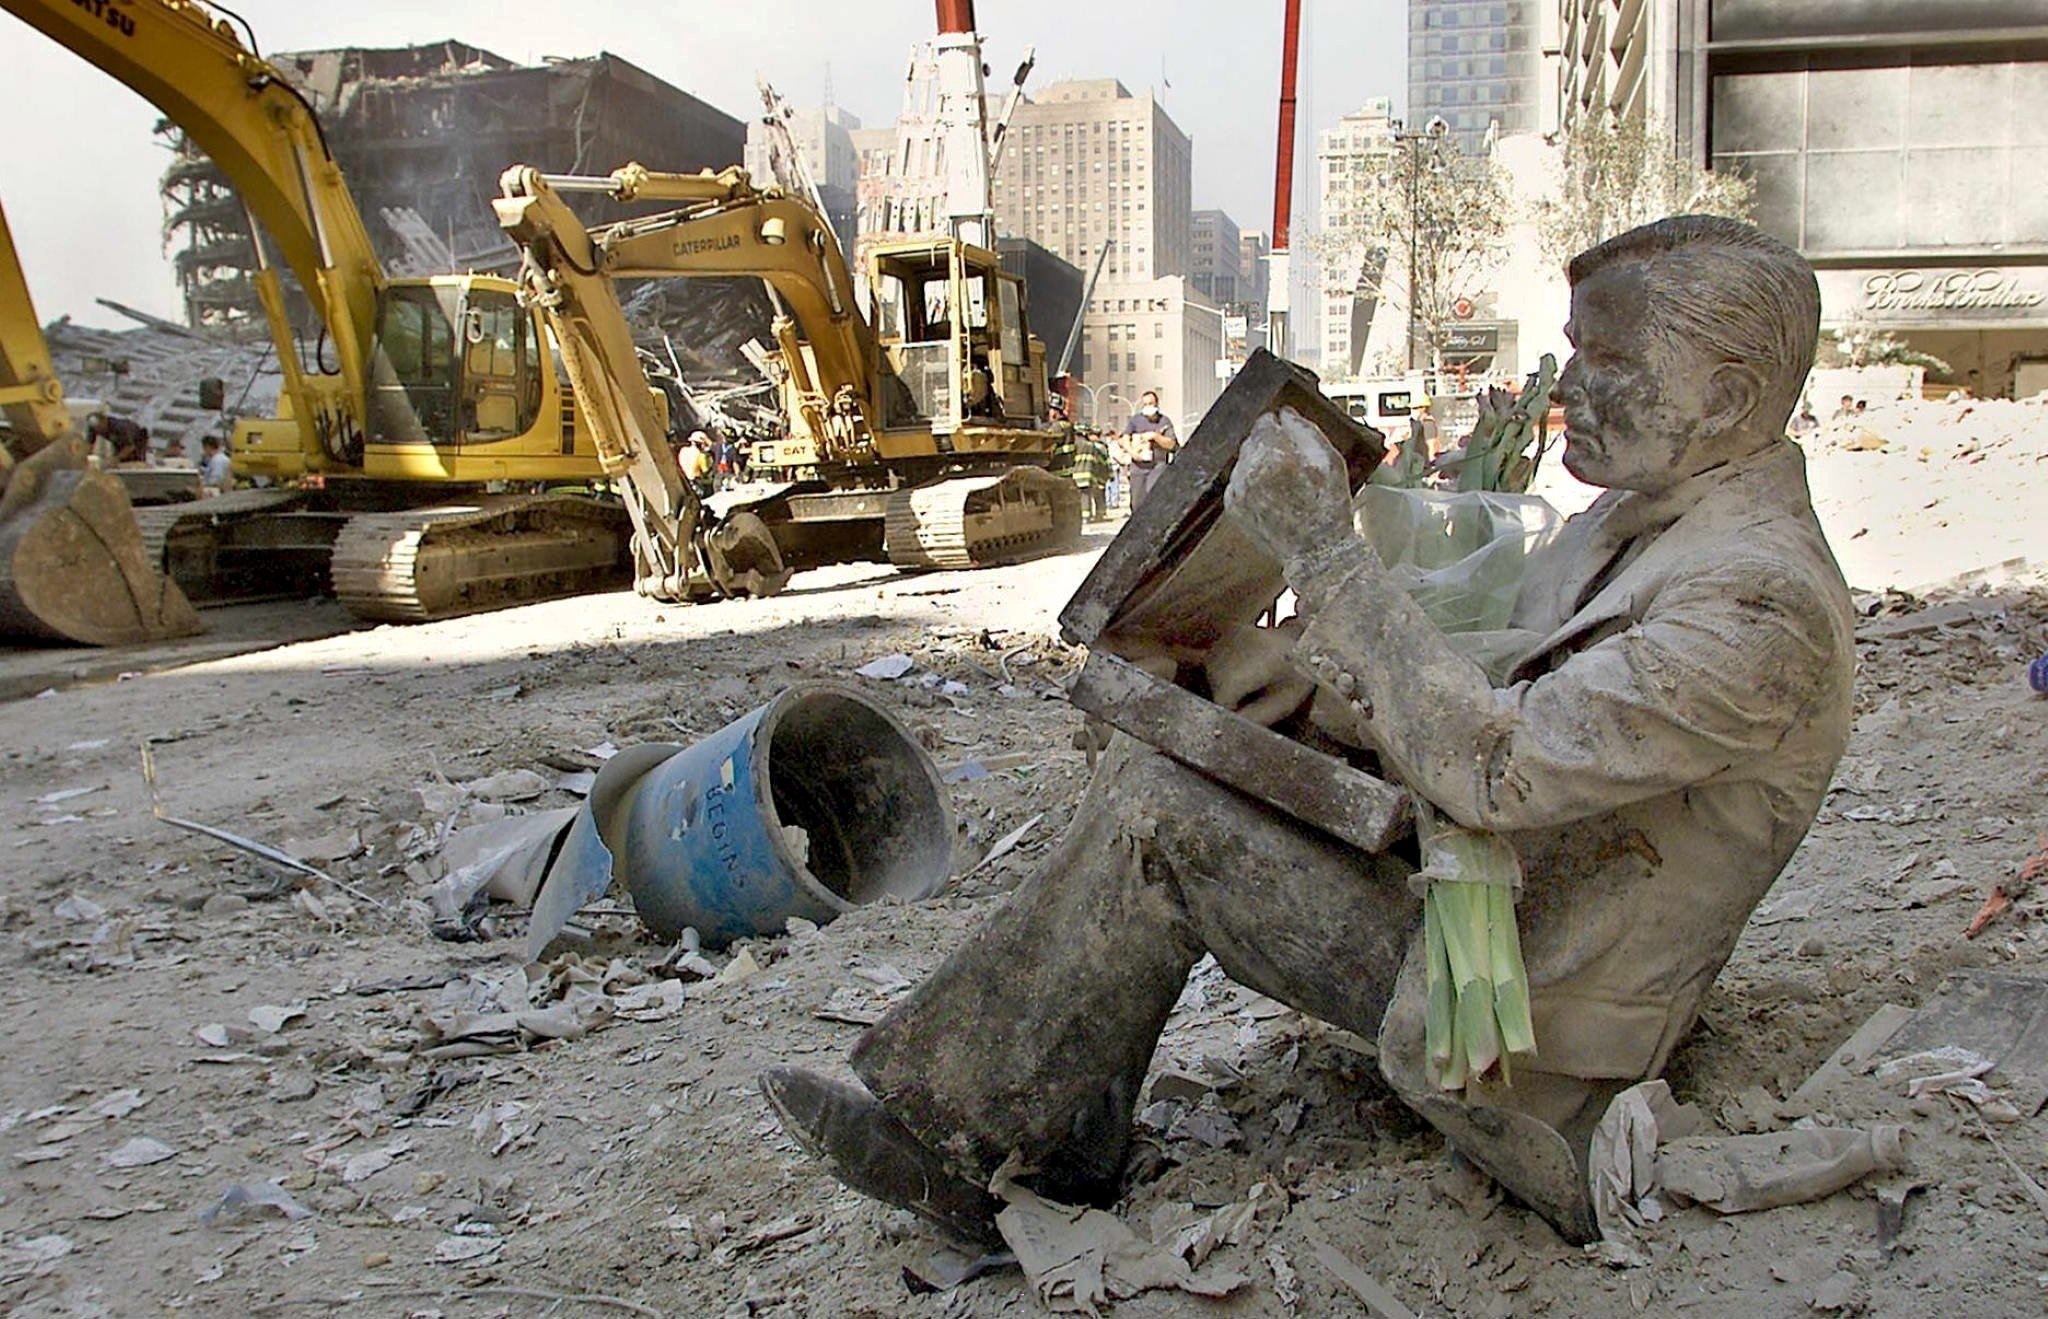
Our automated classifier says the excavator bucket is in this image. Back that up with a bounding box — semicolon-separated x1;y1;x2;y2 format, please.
0;437;202;646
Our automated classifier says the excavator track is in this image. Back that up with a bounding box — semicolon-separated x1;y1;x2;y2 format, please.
134;489;302;572
131;488;323;605
329;493;631;623
882;468;1083;571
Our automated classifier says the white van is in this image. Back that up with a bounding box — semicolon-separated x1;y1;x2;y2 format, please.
1321;379;1418;435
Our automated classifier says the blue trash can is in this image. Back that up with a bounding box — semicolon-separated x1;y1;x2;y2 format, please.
613;682;953;946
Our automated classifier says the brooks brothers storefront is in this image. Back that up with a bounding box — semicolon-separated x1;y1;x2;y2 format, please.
1704;0;2048;398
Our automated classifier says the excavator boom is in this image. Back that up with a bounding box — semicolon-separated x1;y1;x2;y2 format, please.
2;0;383;458
5;0;639;630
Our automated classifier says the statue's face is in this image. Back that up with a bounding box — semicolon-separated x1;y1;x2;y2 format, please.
1557;263;1719;493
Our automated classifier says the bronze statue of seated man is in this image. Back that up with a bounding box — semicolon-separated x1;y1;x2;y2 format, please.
760;215;1856;1249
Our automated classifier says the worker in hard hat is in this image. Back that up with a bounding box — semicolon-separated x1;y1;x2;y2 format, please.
681;430;717;499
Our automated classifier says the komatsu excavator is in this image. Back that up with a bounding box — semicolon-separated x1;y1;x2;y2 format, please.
0;199;200;644
0;0;632;628
495;163;1080;601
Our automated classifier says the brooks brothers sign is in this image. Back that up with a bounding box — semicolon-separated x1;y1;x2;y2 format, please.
1822;267;2047;324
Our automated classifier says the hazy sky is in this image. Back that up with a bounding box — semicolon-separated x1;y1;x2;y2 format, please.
2;0;1406;329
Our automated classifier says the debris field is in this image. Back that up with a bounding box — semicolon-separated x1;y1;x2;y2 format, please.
2;507;2047;1316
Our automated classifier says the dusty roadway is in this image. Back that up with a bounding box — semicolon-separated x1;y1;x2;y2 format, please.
2;514;2046;1317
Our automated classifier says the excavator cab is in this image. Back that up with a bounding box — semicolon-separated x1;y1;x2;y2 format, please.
868;241;1039;435
368;280;540;449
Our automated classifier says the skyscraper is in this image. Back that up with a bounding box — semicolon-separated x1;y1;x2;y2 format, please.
990;79;1193;282
985;80;1220;427
1191;210;1242;304
1407;0;1543;153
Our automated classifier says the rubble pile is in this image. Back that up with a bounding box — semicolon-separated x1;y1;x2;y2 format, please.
42;315;272;455
1816;394;2048;459
156;41;776;383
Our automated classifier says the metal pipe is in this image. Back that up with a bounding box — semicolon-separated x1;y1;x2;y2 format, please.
935;0;976;34
1272;0;1303;253
1056;240;1115;379
539;172;631;194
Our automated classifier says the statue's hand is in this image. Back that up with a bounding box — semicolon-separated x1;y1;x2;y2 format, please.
1223;407;1354;565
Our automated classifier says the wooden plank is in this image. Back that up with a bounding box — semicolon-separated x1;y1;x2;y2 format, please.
1069;652;1412;855
1058;348;1387;655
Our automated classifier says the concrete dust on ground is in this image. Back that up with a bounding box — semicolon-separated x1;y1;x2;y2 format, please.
1;437;2047;1317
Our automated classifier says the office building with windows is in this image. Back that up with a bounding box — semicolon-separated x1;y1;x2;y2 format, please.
1408;1;1546;152
987;79;1219;425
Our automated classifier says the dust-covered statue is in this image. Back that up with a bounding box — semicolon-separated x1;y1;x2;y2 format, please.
759;215;1857;1247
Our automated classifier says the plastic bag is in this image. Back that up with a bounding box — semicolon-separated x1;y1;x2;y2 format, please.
1356;490;1562;1090
1354;485;1562;684
1355;485;1561;631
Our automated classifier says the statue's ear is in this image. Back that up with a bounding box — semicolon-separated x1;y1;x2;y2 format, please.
1702;361;1764;436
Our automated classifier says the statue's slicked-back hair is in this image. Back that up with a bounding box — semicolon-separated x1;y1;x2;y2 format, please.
1570;215;1820;428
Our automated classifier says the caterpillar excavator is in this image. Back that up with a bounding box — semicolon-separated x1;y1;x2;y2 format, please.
0;198;200;644
487;0;1076;602
494;163;1080;601
0;0;633;630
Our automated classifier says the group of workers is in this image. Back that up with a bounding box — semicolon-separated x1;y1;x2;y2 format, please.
676;428;750;499
1048;386;1182;521
88;413;232;491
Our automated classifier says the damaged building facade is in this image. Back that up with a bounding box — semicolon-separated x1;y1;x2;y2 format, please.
158;42;771;382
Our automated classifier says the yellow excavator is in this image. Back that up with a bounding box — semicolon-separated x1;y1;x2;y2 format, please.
1;0;632;626
494;163;1080;601
0;199;200;644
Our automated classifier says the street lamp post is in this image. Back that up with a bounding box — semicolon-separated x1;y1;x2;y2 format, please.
1071;381;1139;432
1389;115;1450;380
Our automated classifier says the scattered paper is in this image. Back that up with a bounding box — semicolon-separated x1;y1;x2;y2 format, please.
2;1233;72;1278
855;653;916;681
340;1139;411;1185
247;1002;308;1035
1589;1079;1702;1268
431;1234;503;1264
712;948;762;988
54;894;106;923
974;814;1045;873
614;979;686;1022
105;1137;178;1169
992;1160;1249;1315
201;1181;313;1225
458;769;551;803
89;1089;148;1120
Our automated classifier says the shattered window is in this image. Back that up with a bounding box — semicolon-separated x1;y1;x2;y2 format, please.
997;278;1024;361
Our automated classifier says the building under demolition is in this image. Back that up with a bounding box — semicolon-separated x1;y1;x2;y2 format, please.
158;41;772;382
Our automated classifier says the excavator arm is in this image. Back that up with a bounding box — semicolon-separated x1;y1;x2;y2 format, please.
499;164;879;462
2;0;386;461
0;197;71;458
495;166;793;601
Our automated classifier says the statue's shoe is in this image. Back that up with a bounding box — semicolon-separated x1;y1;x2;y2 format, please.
758;1066;1005;1248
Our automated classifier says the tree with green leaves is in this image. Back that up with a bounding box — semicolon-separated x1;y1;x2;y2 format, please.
1536;115;1754;266
1311;127;1511;382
